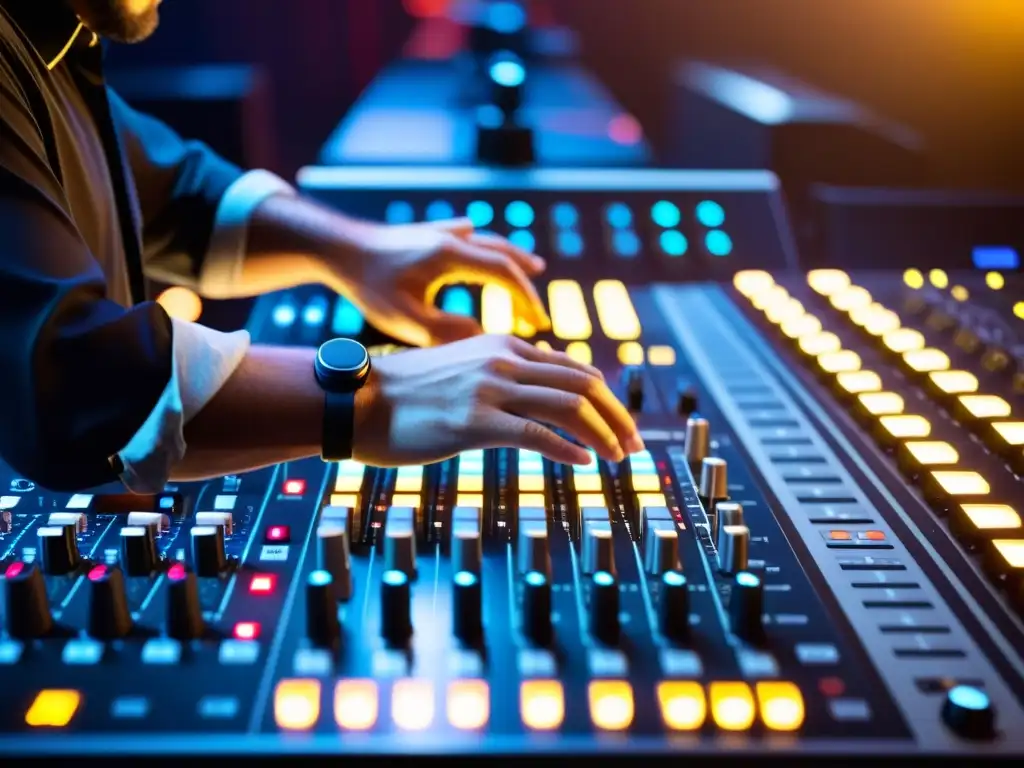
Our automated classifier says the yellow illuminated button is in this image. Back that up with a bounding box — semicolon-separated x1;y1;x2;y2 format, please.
25;689;81;728
929;471;990;497
709;682;756;731
632;473;661;492
335;460;365;493
858;392;905;416
958;395;1012;420
781;314;822;339
390;493;421;508
520;680;565;731
577;493;607;508
617;342;644;366
734;269;775;297
481;284;514;335
593;280;641;341
765;298;805;324
863;308;902;337
334;679;378;731
817;350;862;374
807;268;851;296
573;452;603;492
755;681;805;732
990;539;1024;569
1014;302;1024;321
274;679;320;731
457;493;484;508
879;414;931;439
329;493;360;508
986;272;1005;290
519;493;546;508
519;474;545;492
960;504;1021;530
656;681;706;731
836;370;882;395
904;441;959;466
637;492;667;508
929;370;979;395
447;680;489;730
882;328;925;354
565;341;593;365
392;679;434;731
548;280;592;340
951;285;969;302
394;465;423;493
830;285;872;312
648;345;676;366
458;475;483;493
904;268;924;289
992;422;1024;446
751;284;789;311
588;681;634;731
903;348;951;373
798;331;841;357
929;269;949;288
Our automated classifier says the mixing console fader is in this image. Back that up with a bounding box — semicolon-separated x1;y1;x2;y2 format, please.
2;168;1023;759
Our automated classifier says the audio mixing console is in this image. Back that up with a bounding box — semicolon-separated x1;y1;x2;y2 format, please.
1;168;1022;759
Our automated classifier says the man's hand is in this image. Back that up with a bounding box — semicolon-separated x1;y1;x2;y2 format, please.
353;335;644;467
327;218;551;347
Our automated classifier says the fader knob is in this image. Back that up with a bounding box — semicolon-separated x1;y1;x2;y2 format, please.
190;525;226;577
941;685;995;740
452;570;483;644
305;570;341;647
645;527;680;575
717;525;750;574
589;571;620;644
87;565;133;639
2;562;53;639
658;570;689;643
676;381;699;417
729;570;765;642
316;524;353;601
522;570;552;646
684;416;710;465
120;525;159;576
38;525;80;575
452;528;483;575
380;569;412;646
623;366;644;412
165;564;204;640
699;457;728;503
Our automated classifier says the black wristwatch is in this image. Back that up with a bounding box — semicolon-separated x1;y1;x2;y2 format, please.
314;338;372;462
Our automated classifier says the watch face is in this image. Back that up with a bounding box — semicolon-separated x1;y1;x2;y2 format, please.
319;338;369;373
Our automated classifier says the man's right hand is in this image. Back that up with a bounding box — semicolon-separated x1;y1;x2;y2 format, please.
353;335;644;467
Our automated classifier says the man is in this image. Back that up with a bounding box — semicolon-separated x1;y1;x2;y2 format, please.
0;0;642;493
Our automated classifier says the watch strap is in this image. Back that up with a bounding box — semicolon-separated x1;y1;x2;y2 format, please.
321;389;356;462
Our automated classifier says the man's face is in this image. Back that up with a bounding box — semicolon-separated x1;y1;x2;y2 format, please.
66;0;162;43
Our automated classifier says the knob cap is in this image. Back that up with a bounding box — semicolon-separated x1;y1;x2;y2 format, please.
38;525;80;575
380;569;412;647
452;528;483;575
87;565;133;639
659;570;689;643
2;562;53;639
685;416;710;465
623;366;644;412
190;525;226;577
305;570;341;647
729;570;764;642
452;570;483;644
582;525;615;575
316;524;352;601
165;563;204;640
384;526;416;580
699;457;728;502
716;502;744;529
120;525;159;576
941;685;995;740
676;381;699;417
522;570;552;646
517;526;550;576
718;525;750;575
589;571;620;644
645;527;680;575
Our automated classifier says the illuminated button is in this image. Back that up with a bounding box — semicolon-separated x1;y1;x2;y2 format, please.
535;340;553;353
929;370;979;396
817;350;862;374
390;494;421;508
986;272;1005;290
733;270;774;297
588;680;634;731
577;493;606;508
551;202;579;229
519;493;546;508
519;474;544;492
329;493;359;509
807;269;851;296
860;530;886;541
447;680;489;730
765;298;804;325
850;302;886;328
798;332;841;357
957;395;1012;420
566;342;593;365
457;493;484;508
750;284;789;311
283;479;305;495
651;200;681;228
458;474;483;493
903;348;951;374
593;280;641;341
233;621;260;640
394;465;424;493
657;681;706;731
991;422;1024;448
929;269;949;289
756;681;805;731
904;441;959;466
631;473;661;492
882;328;925;354
426;200;455;221
984;539;1024;586
548;280;592;340
829;286;872;312
781;314;822;339
704;228;730;256
266;525;290;543
505;200;535;228
249;574;276;595
520;680;564;731
863;308;902;337
637;492;667;509
334;679;378;731
950;504;1022;546
951;285;969;302
661;230;689;257
392;679;434;731
481;284;514;335
927;471;990;501
904;268;924;289
466;200;494;227
574;452;603;492
878;414;931;440
1014;301;1024;321
836;370;882;395
617;342;644;366
648;345;676;366
828;530;852;541
25;689;81;727
274;679;320;731
709;682;756;731
335;460;365;493
857;392;905;417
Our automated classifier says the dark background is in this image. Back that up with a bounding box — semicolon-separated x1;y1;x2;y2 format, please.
108;0;1024;189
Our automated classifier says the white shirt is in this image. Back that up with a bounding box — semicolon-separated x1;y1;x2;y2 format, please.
117;170;295;493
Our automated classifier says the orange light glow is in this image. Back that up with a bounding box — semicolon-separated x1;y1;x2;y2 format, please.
157;287;202;322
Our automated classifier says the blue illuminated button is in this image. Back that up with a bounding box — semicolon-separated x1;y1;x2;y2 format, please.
651;200;681;229
466;200;494;227
509;229;536;253
613;230;640;258
272;302;296;328
302;297;327;327
442;286;474;317
696;200;725;228
557;230;583;258
972;245;1020;270
490;58;526;88
605;202;633;229
331;298;365;336
426;200;455;222
505;201;535;228
551;202;579;229
705;230;733;257
385;201;414;224
942;685;994;739
660;230;688;257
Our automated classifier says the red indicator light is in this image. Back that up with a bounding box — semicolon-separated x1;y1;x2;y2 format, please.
860;530;886;541
249;574;276;594
87;565;107;581
266;525;291;542
283;479;306;495
818;677;846;697
234;621;260;640
168;563;187;581
4;562;25;578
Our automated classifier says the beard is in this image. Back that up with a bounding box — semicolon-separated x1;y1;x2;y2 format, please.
66;0;161;44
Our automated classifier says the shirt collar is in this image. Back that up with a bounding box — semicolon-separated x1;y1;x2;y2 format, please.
0;0;96;69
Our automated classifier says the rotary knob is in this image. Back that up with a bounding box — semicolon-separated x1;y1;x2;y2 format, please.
941;685;995;740
190;525;226;577
2;562;53;639
87;565;133;639
165;563;204;640
38;525;80;575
